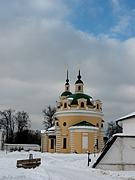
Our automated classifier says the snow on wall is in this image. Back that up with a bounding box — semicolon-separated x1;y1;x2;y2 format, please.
95;136;135;171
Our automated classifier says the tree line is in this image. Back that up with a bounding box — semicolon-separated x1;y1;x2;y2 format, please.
0;109;40;145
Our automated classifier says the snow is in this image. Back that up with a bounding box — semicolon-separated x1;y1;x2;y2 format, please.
0;151;135;180
69;126;98;130
41;130;46;133
113;133;135;137
116;112;135;121
48;126;55;131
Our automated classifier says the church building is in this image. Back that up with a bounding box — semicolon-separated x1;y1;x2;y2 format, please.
41;71;104;153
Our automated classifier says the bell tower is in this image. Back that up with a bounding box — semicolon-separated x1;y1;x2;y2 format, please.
65;70;70;92
75;70;84;93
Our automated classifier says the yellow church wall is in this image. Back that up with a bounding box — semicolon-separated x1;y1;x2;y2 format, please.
88;132;96;153
73;132;82;153
41;133;48;152
70;131;99;153
57;115;102;132
53;114;104;153
59;135;69;153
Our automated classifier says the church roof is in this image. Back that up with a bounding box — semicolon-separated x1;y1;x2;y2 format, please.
69;121;98;131
73;121;95;127
61;91;72;97
75;70;83;84
48;126;55;131
68;93;93;106
116;112;135;122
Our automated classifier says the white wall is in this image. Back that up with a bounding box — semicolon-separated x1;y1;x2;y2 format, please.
122;118;135;134
96;136;135;171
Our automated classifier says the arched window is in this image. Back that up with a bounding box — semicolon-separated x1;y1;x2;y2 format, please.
64;103;67;108
56;122;59;126
96;139;98;150
97;104;99;109
78;86;81;91
50;139;54;149
96;123;99;127
63;122;67;126
63;138;67;149
81;102;84;108
101;123;103;128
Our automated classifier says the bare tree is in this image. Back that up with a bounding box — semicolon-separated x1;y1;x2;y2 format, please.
15;111;31;133
0;109;15;143
42;106;56;130
106;121;122;139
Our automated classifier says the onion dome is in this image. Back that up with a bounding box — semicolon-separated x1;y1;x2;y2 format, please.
61;91;72;97
61;70;72;97
75;70;83;84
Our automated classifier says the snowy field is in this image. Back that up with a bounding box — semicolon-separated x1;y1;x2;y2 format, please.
0;151;135;180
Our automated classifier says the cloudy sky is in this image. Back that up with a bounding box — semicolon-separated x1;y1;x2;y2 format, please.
0;0;135;130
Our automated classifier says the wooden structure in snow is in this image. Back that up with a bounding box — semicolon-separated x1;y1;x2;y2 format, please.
17;158;41;169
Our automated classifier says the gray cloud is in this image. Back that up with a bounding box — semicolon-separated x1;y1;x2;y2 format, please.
0;1;135;129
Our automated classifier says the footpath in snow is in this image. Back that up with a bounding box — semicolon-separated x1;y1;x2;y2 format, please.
0;151;135;180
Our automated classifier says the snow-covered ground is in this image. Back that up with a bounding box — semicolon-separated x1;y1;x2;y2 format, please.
0;151;135;180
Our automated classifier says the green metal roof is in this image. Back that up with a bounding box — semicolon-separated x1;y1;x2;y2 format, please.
73;121;95;127
68;93;93;105
61;91;72;97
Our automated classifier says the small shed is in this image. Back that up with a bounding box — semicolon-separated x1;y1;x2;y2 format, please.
93;112;135;171
93;134;135;170
116;112;135;134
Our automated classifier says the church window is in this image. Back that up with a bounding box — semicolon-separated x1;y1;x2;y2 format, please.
96;139;98;150
64;103;67;108
78;86;81;91
66;87;69;91
63;138;67;149
81;102;84;108
63;122;66;126
50;139;54;149
96;123;99;127
97;104;99;109
56;122;59;126
101;123;103;128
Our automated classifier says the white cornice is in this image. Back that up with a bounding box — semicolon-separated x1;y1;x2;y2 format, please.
69;126;98;132
55;109;103;118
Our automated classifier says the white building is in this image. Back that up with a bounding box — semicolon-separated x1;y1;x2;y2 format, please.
116;112;135;134
93;112;135;171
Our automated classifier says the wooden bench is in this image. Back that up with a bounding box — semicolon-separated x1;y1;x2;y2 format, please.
16;158;41;169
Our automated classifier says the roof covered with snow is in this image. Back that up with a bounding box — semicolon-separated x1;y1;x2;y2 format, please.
92;134;135;168
41;130;46;133
69;126;98;131
48;126;55;131
116;112;135;122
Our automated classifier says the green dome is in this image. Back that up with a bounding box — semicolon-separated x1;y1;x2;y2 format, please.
68;93;93;106
61;91;72;97
75;79;83;84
